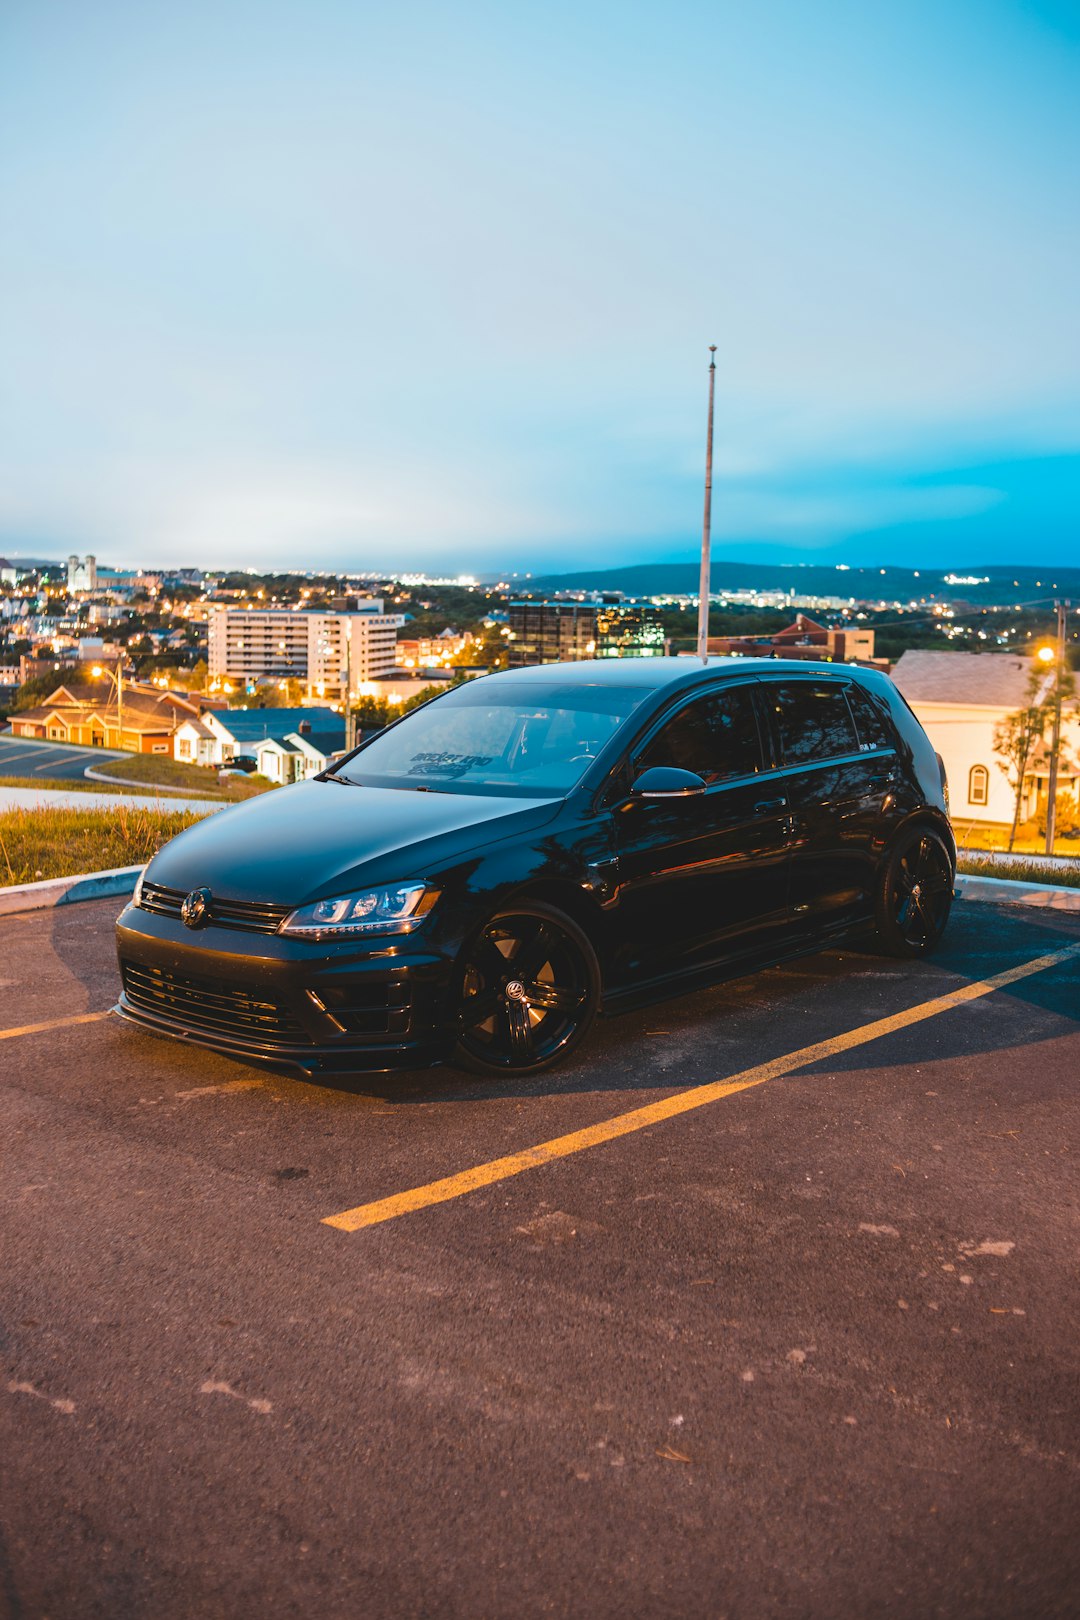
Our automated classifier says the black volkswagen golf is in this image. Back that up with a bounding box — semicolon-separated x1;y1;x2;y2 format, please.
115;657;955;1078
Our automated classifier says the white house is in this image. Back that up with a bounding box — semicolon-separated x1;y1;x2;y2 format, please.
172;715;222;766
254;728;345;785
890;650;1078;829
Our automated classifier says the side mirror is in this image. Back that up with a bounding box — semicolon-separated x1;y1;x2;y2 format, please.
630;766;707;799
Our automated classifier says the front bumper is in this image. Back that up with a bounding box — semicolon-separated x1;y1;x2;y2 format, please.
114;902;457;1076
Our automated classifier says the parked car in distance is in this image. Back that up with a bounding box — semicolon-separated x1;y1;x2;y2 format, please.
218;755;259;779
115;657;955;1079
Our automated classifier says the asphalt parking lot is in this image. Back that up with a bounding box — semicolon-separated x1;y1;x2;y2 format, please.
0;736;124;781
2;896;1079;1620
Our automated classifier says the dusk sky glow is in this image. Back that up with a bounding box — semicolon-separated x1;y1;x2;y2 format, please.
2;0;1078;572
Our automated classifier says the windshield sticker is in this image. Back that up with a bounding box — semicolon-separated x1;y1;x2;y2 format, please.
406;752;495;779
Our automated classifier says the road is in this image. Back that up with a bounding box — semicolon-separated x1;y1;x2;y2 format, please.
1;897;1078;1619
0;735;125;781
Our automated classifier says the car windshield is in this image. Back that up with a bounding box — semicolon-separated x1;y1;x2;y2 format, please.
332;681;650;796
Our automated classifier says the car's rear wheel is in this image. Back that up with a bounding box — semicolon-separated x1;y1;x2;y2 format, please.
452;903;600;1077
874;827;954;957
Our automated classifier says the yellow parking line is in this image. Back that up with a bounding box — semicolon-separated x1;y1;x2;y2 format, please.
322;941;1080;1233
0;1010;113;1042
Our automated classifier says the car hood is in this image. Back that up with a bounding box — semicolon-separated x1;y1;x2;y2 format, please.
144;778;562;905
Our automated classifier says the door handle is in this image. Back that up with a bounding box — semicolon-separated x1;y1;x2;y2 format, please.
754;797;787;813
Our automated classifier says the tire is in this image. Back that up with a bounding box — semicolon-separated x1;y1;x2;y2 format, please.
873;827;954;958
451;902;600;1077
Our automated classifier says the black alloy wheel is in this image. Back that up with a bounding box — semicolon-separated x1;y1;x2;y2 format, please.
874;827;954;957
452;902;600;1076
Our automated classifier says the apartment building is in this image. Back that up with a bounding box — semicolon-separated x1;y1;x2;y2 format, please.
507;600;665;667
208;601;403;695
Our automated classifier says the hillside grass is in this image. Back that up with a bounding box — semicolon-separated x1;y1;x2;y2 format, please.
0;805;209;885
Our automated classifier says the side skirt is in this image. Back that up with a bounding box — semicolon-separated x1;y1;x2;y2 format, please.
598;917;874;1017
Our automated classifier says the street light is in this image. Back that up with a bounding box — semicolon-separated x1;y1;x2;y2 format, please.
1042;603;1070;856
90;658;124;749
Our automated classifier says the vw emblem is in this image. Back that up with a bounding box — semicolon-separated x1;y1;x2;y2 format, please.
181;887;212;929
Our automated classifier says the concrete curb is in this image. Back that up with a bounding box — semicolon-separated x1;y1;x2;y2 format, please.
0;785;224;815
0;864;142;917
955;874;1080;911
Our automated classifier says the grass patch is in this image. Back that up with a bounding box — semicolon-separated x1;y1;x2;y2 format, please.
86;754;272;800
0;805;209;885
957;853;1080;890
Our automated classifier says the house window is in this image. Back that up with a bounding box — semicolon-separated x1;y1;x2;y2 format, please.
178;739;193;758
152;743;168;754
969;764;989;807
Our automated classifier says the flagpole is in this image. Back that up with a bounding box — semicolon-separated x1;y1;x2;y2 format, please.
697;345;717;663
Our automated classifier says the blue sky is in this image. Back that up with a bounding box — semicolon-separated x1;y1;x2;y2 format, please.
1;0;1077;573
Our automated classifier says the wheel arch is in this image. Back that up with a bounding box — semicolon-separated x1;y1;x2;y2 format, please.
480;879;616;980
880;808;957;874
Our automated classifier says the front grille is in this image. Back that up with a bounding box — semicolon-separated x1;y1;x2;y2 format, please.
311;978;412;1037
121;961;310;1045
139;882;291;936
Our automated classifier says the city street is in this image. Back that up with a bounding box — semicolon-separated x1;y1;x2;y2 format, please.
1;896;1078;1619
0;736;125;782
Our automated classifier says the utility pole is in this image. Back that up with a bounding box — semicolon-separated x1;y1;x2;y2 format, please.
1044;599;1069;856
697;346;717;664
116;652;124;751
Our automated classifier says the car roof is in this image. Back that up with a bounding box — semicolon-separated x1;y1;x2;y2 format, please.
482;656;868;692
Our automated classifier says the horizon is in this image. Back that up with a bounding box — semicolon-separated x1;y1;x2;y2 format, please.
7;551;1080;599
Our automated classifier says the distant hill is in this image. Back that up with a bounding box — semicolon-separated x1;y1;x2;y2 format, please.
524;560;1080;607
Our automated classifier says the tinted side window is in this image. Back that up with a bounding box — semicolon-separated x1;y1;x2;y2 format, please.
767;683;859;766
846;683;893;751
638;686;763;783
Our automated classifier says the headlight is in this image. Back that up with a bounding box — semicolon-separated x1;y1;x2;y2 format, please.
132;868;145;907
279;883;438;940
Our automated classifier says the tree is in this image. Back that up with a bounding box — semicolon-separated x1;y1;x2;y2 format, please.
343;681;458;735
13;671;74;711
350;694;392;729
256;679;305;708
401;681;455;714
993;671;1052;851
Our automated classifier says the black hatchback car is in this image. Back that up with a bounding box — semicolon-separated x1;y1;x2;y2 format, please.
115;657;955;1078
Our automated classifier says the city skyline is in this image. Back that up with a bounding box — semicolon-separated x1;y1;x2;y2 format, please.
2;0;1078;571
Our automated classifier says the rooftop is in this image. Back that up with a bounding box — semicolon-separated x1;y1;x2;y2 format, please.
890;650;1048;709
216;707;343;741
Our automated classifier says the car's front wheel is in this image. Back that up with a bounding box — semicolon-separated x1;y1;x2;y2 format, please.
873;827;954;957
452;902;600;1077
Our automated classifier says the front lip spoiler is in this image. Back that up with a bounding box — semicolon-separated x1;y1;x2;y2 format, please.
113;997;448;1077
